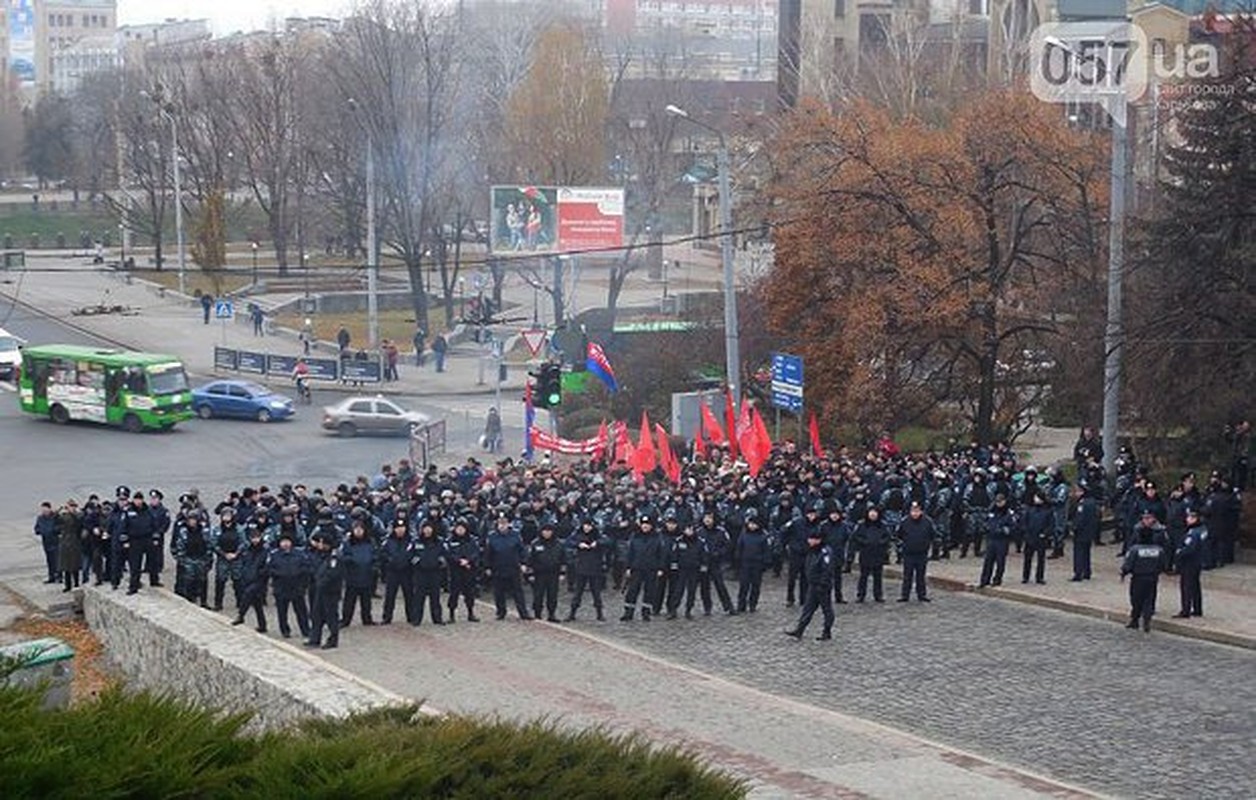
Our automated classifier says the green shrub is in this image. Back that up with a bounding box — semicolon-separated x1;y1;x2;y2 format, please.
0;687;745;798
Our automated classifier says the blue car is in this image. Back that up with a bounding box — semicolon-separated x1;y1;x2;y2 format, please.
191;379;294;422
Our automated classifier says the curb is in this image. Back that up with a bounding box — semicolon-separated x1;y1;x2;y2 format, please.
883;566;1256;652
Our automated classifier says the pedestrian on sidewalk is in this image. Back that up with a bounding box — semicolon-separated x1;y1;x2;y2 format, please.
413;326;426;367
382;339;399;382
432;333;448;373
482;407;502;453
57;500;83;592
201;293;213;325
35;501;60;584
336;325;351;352
250;304;265;336
299;319;313;355
1120;526;1167;633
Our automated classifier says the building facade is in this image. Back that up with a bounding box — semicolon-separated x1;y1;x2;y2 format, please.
2;0;117;103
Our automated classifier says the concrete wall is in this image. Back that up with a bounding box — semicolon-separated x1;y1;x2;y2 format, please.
82;587;417;732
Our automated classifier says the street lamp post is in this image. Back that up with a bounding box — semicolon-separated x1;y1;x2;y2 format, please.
251;241;259;285
665;104;741;412
142;88;186;296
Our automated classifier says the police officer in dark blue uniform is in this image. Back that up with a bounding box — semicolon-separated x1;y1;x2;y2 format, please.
305;532;343;649
734;509;769;613
1173;508;1207;618
410;520;447;625
445;517;481;622
527;522;565;622
621;515;666;621
895;501;935;602
231;524;269;632
979;493;1015;588
485;512;532;621
566;517;608;621
1070;485;1100;581
122;493;156;595
145;489;171;587
379;519;415;625
1120;525;1166;632
697;510;737;615
784;528;835;641
268;532;310;639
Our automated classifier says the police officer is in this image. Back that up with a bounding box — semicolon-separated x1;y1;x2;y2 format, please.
212;507;244;612
1120;525;1167;632
566;518;608;621
268;532;310;639
527;522;565;622
734;509;769;614
1173;508;1207;618
896;501;935;602
621;514;667;621
231;524;269;632
819;504;850;604
978;493;1015;588
851;506;890;603
340;522;378;627
780;501;811;606
410;520;447;625
1020;493;1053;585
445;517;481;623
665;524;706;620
784;528;835;641
122;492;156;595
171;513;213;606
305;532;343;650
1070;485;1100;581
145;489;171;588
106;487;131;589
379;519;415;625
697;510;737;616
485;512;532;621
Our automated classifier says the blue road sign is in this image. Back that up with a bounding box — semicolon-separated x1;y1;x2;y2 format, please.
771;352;804;413
214;300;234;320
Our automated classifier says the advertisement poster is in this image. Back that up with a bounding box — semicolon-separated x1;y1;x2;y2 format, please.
8;0;36;87
490;185;624;254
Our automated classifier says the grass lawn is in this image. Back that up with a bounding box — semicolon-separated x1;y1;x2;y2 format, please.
134;268;252;298
273;307;458;348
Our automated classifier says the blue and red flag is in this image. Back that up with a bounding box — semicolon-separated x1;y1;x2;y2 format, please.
586;341;618;392
523;382;535;462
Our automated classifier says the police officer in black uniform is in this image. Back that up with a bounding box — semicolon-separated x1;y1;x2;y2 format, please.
269;532;310;639
784;528;835;641
231;524;269;632
566;518;608;621
1120;525;1167;632
122;492;156;595
306;532;343;649
445;517;481;622
734;509;770;613
896;501;936;602
1173;508;1207;618
621;514;666;621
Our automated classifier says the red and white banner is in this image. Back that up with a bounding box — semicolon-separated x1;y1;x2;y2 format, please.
530;426;609;456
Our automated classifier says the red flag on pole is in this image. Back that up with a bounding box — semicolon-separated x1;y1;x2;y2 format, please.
594;420;609;461
655;423;680;484
694;426;707;459
613;420;634;465
700;401;726;445
633;410;657;476
751;406;773;464
723;390;738;458
739;418;765;477
809;411;824;458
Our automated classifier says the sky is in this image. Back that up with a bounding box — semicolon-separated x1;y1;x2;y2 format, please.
118;0;349;37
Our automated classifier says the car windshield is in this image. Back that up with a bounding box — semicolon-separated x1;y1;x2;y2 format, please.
147;363;190;395
0;336;19;352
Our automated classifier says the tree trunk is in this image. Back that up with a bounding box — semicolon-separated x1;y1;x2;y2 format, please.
976;304;999;444
406;255;430;335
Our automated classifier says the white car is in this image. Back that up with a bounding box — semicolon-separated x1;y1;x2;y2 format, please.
321;395;430;437
0;328;25;381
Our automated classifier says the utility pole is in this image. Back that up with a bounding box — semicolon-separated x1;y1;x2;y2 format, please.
366;136;379;348
1101;95;1127;479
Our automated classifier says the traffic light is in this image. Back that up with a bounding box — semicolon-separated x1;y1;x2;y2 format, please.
531;363;562;409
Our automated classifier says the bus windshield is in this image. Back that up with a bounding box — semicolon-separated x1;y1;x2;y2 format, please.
147;363;189;395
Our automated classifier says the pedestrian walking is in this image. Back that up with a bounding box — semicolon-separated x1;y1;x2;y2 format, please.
336;325;351;352
482;407;503;453
412;327;426;367
250;303;265;336
201;293;213;325
785;528;835;641
383;339;400;382
431;334;448;372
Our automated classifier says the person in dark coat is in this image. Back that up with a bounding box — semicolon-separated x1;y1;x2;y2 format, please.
268;533;310;639
380;520;415;625
665;524;706;620
785;528;836;640
231;525;269;632
1070;486;1100;581
35;501;61;584
697;510;737;615
851;507;891;602
484;513;531;620
145;489;171;588
1173;509;1207;618
895;501;935;602
1020;493;1054;585
171;513;213;606
56;500;84;592
734;509;770;613
1120;525;1167;633
566;518;608;621
445;517;481;622
410;520;447;625
622;515;667;621
527;522;565;622
340;523;378;626
979;494;1016;588
122;494;156;595
305;532;344;649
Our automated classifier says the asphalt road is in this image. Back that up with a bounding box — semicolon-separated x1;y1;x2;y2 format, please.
0;293;502;581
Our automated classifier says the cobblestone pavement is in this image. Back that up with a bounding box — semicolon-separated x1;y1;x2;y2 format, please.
580;578;1256;800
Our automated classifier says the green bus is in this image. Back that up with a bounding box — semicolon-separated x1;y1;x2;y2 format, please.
18;345;194;432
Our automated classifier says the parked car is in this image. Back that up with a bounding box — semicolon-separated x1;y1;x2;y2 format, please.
191;379;294;422
0;328;25;381
321;395;430;437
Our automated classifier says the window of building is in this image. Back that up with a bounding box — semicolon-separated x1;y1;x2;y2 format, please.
968;0;989;15
835;0;846;17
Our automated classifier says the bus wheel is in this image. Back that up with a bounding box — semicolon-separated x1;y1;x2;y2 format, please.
122;414;143;433
50;404;70;425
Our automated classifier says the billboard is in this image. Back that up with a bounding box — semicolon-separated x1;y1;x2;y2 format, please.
490;185;624;254
8;0;36;88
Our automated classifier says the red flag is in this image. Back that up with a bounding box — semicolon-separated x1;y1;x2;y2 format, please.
739;419;765;477
633;410;657;476
723;390;738;458
594;420;609;461
700;401;726;445
694;426;707;459
735;401;752;442
808;411;824;458
751;406;773;464
656;423;680;484
613;420;634;465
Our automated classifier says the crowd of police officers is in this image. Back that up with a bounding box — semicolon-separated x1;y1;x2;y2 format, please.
34;432;1244;647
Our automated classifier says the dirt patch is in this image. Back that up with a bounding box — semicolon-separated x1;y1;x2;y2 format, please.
11;616;118;704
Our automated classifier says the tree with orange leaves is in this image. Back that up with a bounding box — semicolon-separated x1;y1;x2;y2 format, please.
764;92;1107;444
